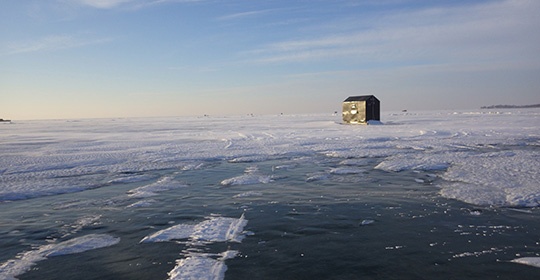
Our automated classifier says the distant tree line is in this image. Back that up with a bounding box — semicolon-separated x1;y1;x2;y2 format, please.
481;104;540;109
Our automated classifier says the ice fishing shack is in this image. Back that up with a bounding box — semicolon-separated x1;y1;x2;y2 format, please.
342;95;380;124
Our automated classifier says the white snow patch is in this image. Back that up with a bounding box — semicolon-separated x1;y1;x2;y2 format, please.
140;214;248;244
360;219;375;226
40;234;119;257
126;199;157;208
0;234;119;280
338;159;372;166
181;162;207;171
511;257;540;268
228;155;267;163
127;176;188;198
221;166;272;186
374;152;455;172
233;191;263;198
107;173;156;184
306;172;329;182
59;215;102;238
439;150;540;207
275;163;298;169
440;182;508;207
324;147;402;159
168;251;238;280
329;167;366;175
508;208;533;214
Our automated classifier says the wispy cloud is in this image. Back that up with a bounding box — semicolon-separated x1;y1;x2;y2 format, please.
217;9;277;21
66;0;133;9
64;0;202;9
130;0;203;9
2;35;113;55
168;65;219;72
244;0;540;68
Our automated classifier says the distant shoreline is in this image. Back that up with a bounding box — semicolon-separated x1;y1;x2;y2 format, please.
480;104;540;109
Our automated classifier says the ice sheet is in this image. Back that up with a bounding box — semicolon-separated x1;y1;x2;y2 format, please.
140;213;247;279
0;234;119;280
1;111;539;207
233;191;263;198
329;167;366;174
59;215;102;238
51;176;187;210
126;199;157;208
511;257;540;268
439;150;540;207
220;166;273;186
140;214;248;243
127;176;188;198
168;251;238;280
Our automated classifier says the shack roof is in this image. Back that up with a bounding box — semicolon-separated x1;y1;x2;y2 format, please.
344;95;378;102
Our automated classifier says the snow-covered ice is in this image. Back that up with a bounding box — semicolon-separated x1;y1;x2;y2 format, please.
140;214;247;280
127;176;188;198
360;219;375;226
126;199;157;208
140;214;248;244
511;257;540;268
329;167;366;174
220;166;273;186
1;110;539;279
168;251;238;280
306;172;330;182
439;150;540;207
0;234;119;280
1;110;539;207
233;191;263;198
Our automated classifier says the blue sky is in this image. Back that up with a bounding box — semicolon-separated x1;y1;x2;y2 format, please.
1;0;539;119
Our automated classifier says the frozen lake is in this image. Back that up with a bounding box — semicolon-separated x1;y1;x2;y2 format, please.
1;110;540;279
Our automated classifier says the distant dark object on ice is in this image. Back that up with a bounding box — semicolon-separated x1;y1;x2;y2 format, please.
0;118;11;123
342;95;380;125
481;104;540;109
